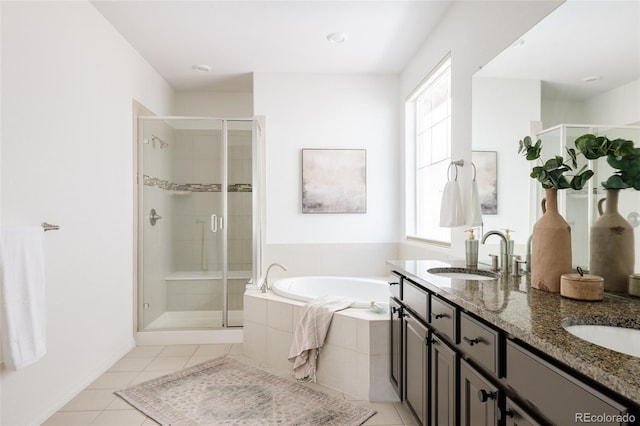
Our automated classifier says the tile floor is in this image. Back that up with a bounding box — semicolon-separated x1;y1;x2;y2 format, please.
43;343;417;426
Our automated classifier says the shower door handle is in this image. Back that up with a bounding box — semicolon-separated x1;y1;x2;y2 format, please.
210;214;218;233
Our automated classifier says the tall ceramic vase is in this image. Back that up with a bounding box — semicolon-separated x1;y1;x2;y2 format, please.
531;188;572;292
589;189;635;292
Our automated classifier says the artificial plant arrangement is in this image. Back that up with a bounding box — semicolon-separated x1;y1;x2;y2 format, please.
518;135;594;190
574;134;640;190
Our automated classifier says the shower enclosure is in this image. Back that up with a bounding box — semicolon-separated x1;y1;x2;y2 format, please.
137;117;260;330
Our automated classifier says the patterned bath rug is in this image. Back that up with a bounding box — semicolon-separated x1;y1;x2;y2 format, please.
115;356;376;426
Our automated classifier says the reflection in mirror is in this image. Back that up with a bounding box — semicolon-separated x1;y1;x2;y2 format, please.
472;0;640;276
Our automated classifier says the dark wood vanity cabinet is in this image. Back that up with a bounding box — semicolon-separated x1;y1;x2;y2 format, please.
390;270;637;426
404;311;429;425
430;334;456;426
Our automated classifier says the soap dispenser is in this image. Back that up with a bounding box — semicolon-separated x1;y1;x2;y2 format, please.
500;229;514;270
465;228;479;269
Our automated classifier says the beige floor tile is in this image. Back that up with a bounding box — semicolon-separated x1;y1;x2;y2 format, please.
184;355;219;367
228;343;243;354
60;389;118;412
393;401;417;425
157;345;198;357
193;344;231;357
87;372;138;390
42;411;101;426
130;370;173;385
105;395;136;410
142;417;161;425
109;357;154;372
89;409;148;426
144;356;189;371
124;346;165;358
357;401;404;426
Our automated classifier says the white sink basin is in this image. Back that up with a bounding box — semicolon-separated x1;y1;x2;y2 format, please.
563;324;640;358
427;267;498;281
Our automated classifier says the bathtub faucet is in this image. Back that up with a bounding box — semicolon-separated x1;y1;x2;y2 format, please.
260;263;288;293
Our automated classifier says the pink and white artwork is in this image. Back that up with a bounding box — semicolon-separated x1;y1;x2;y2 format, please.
302;149;366;213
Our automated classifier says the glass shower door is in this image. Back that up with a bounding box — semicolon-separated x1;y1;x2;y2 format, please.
139;117;226;330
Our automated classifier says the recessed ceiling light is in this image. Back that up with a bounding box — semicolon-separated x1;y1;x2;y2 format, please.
582;75;601;83
192;64;212;72
326;32;348;44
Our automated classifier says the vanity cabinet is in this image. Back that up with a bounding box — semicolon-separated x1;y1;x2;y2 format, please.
460;359;500;426
390;269;637;426
404;310;429;425
506;339;631;425
430;334;456;426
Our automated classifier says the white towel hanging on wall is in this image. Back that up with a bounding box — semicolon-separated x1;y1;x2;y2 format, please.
466;162;484;226
440;161;465;227
0;226;47;370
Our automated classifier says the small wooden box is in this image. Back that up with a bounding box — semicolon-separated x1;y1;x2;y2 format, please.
560;274;604;301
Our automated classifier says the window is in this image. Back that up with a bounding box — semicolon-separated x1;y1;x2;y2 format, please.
407;56;452;244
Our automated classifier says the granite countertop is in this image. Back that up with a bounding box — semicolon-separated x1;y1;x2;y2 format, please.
387;259;640;405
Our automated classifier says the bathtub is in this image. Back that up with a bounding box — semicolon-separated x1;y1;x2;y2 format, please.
271;276;390;308
243;276;398;402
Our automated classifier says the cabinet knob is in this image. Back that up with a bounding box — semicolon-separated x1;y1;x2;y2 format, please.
477;389;495;403
389;281;399;286
463;336;480;346
431;312;445;319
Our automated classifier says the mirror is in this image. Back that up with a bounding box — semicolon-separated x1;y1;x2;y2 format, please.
472;0;640;273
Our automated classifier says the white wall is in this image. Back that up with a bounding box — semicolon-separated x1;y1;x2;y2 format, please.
473;77;541;245
253;73;400;277
174;91;253;117
0;2;174;424
399;0;562;260
584;78;640;126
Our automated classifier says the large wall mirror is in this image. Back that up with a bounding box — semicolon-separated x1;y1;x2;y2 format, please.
472;0;640;272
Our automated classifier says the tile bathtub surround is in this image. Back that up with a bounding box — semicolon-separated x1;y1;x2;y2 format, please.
243;289;399;402
43;343;414;426
389;259;640;405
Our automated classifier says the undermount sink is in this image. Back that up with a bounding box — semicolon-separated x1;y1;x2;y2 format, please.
427;267;499;281
563;324;640;358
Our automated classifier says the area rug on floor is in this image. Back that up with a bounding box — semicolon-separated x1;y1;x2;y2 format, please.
115;356;376;426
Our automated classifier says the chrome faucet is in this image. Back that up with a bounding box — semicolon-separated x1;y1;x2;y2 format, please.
481;230;509;274
260;262;288;293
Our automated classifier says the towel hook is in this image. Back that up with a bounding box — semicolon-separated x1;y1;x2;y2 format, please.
447;159;465;182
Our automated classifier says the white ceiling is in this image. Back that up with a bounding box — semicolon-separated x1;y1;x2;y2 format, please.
476;0;640;101
91;0;453;92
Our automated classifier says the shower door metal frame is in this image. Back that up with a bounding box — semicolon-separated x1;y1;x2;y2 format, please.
135;115;257;330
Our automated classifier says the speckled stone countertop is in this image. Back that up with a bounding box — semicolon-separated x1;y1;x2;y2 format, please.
387;259;640;405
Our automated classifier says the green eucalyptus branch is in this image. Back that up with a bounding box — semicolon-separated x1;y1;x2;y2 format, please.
518;136;594;190
574;134;640;190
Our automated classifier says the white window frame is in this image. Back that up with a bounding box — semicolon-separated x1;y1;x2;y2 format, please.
405;55;452;245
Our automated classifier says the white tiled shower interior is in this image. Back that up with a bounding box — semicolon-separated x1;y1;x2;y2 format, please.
243;289;399;402
142;120;252;328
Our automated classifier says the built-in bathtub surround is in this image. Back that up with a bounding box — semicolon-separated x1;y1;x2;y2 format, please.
243;288;399;402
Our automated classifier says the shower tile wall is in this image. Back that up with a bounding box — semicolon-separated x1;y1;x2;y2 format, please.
167;129;252;312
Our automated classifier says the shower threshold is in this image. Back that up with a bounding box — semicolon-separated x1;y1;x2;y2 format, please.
145;310;244;329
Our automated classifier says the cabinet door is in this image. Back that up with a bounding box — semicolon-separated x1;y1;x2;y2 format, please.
405;312;429;425
431;334;456;426
505;398;543;426
390;297;404;399
460;359;499;426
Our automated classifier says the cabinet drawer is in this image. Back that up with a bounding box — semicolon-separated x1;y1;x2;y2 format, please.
459;312;500;376
404;279;429;322
506;340;630;425
430;296;456;342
